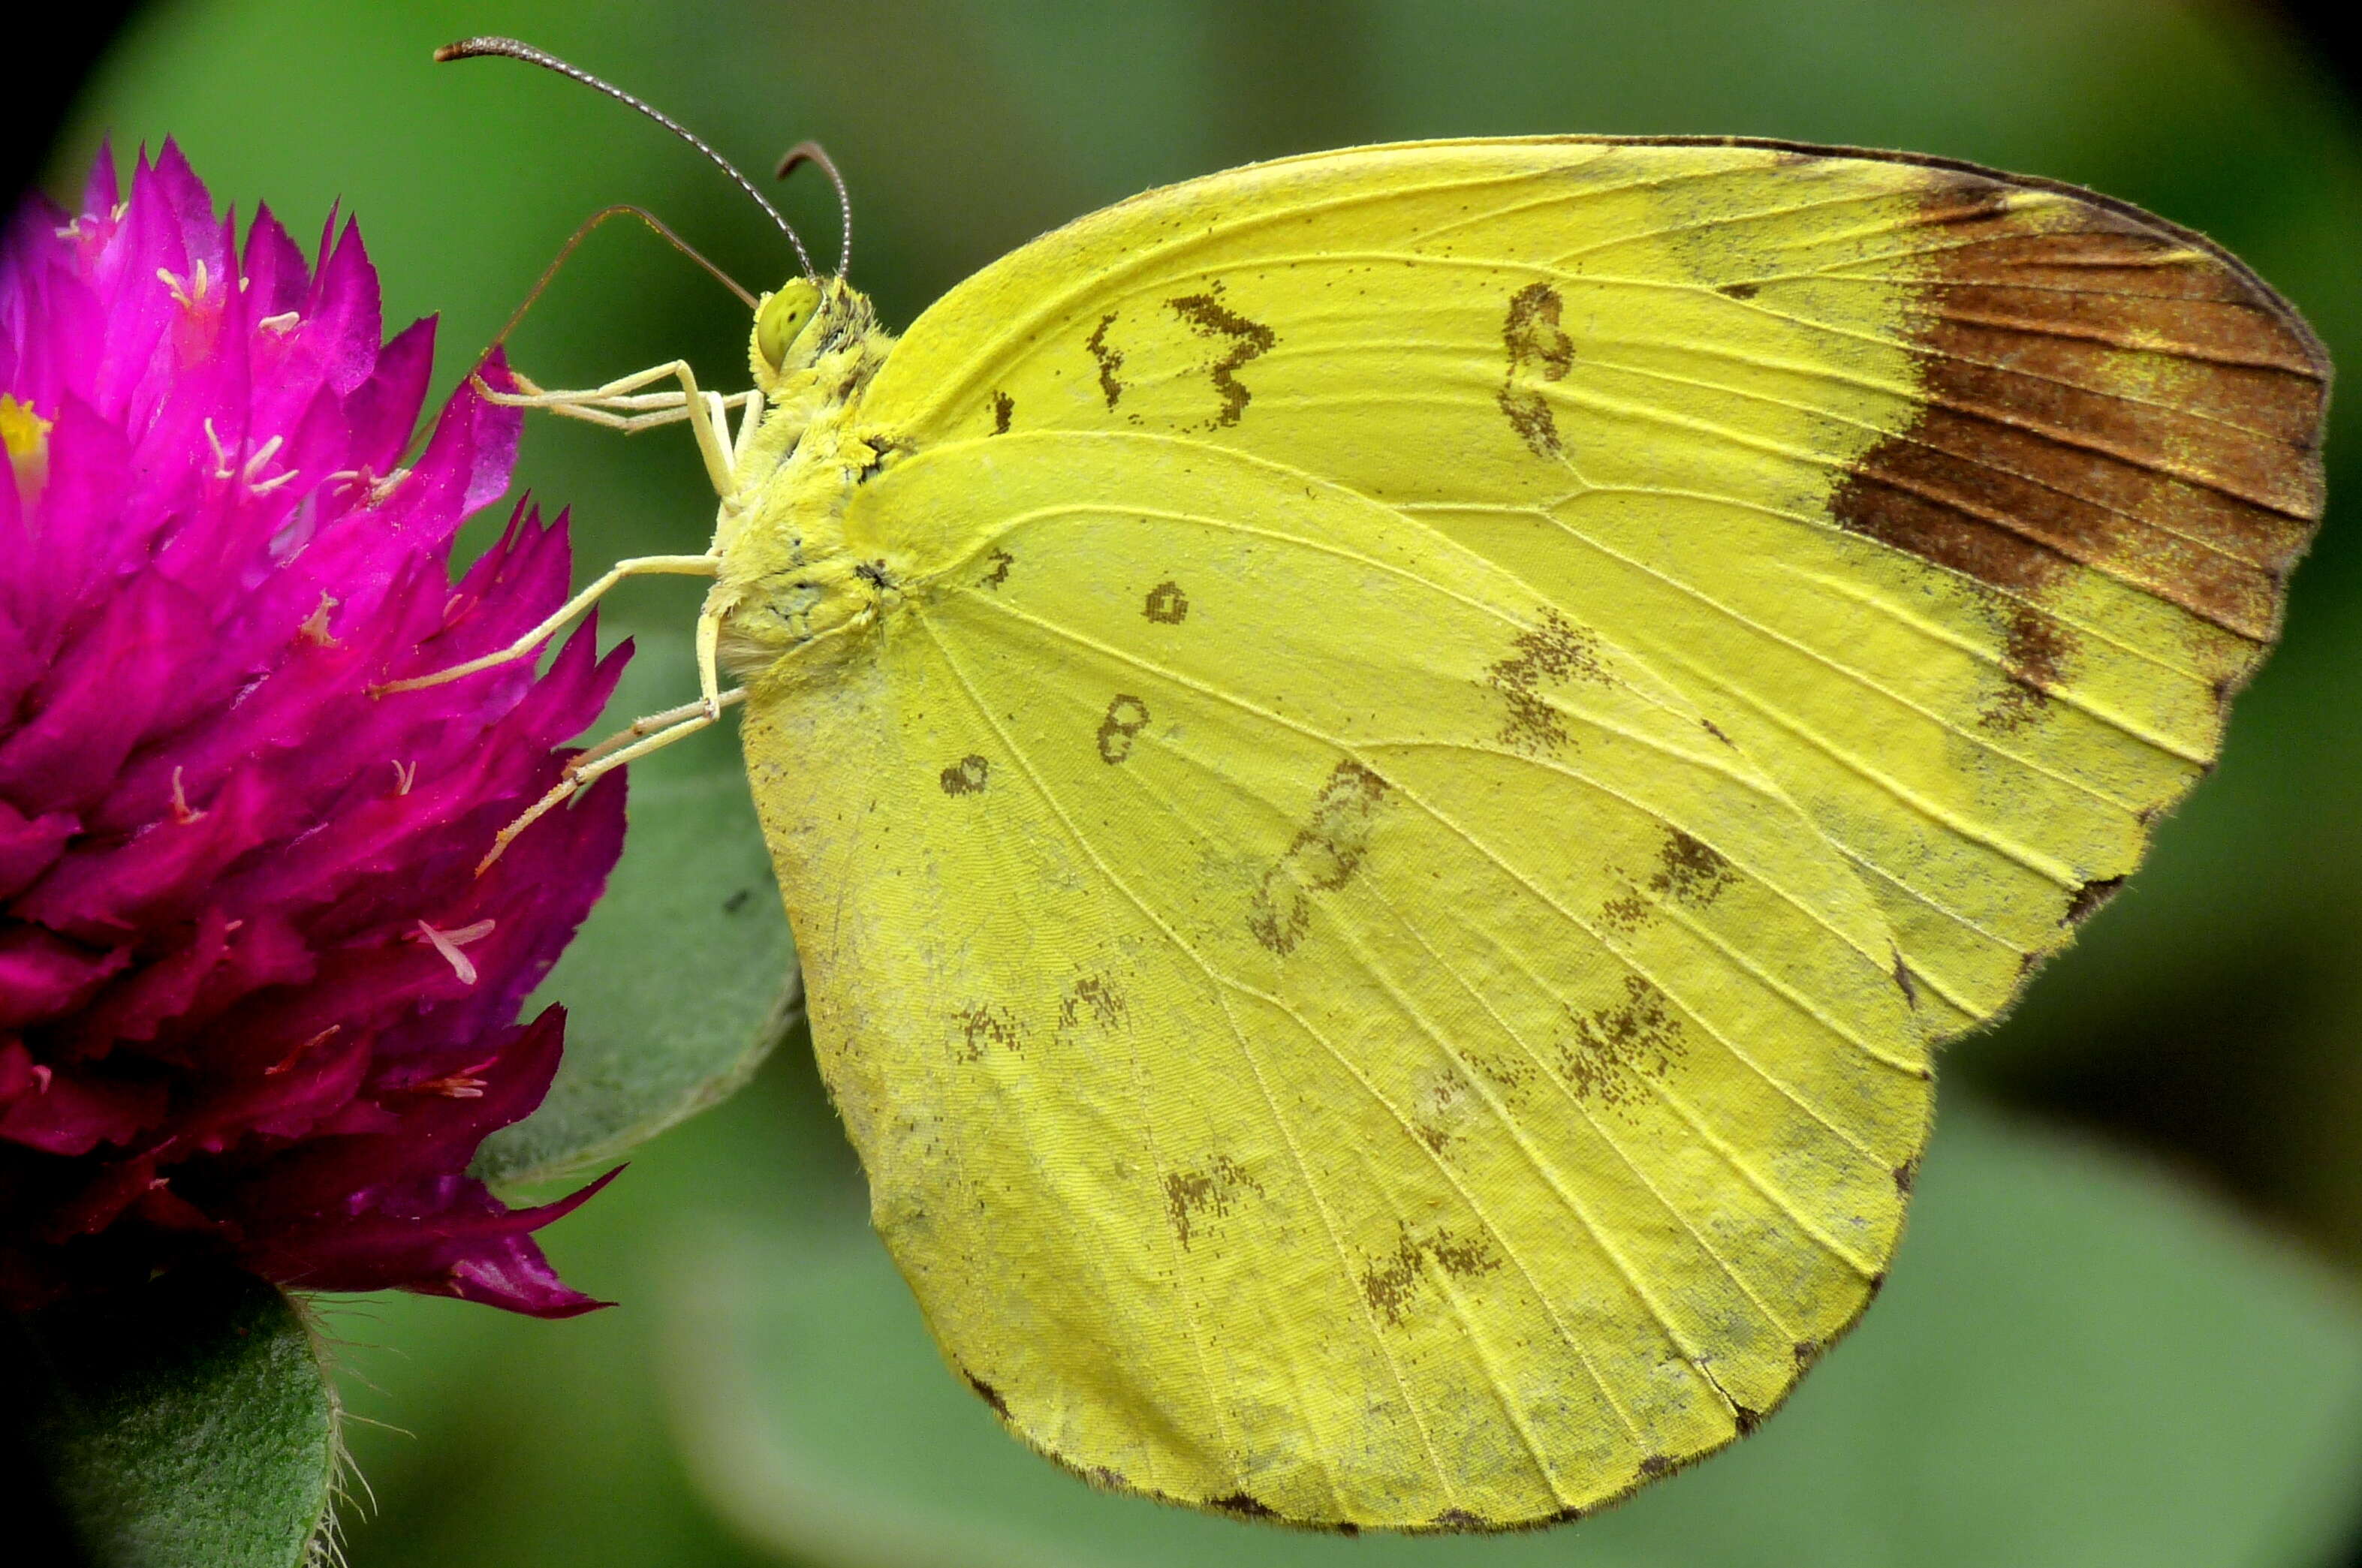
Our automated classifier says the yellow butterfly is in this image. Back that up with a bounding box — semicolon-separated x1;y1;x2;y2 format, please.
408;40;2326;1533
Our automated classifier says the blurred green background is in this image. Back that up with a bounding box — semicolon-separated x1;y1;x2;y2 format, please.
25;1;2362;1563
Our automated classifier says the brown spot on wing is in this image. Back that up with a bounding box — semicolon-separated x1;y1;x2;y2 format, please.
1166;288;1276;428
981;549;1014;589
989;389;1014;434
1557;975;1686;1108
1599;892;1652;934
1249;760;1391;956
939;754;990;795
1649;829;1734;906
1361;1224;1503;1326
1830;172;2326;646
1085;313;1125;410
1163;1154;1261;1247
1143;580;1189;624
1413;1067;1472;1153
1487;609;1611;753
1096;694;1150;763
954;1003;1020;1061
1059;974;1127;1031
1498;281;1576;457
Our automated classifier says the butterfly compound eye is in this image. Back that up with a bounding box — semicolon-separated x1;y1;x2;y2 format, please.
757;279;824;370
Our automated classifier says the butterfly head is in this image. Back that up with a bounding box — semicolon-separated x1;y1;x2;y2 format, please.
755;278;823;373
751;275;881;392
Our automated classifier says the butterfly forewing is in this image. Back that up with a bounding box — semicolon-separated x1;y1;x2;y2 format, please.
861;137;2324;1031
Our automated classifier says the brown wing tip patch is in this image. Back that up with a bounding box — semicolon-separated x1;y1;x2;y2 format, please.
1981;603;2077;733
1830;168;2327;648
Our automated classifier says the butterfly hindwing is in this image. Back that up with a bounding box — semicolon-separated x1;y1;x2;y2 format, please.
746;427;1928;1525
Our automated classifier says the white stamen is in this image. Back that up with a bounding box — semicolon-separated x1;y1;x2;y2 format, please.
258;310;300;333
249;469;300;495
411;919;497;986
391;760;417;795
156;261;211;308
369;468;410;504
265;1025;339;1076
169;766;205;825
203;417;230;477
241;434;284;480
297;593;339;646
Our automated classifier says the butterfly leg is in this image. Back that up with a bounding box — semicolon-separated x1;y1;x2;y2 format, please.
478;362;745;497
476;687;749;874
372;552;721;696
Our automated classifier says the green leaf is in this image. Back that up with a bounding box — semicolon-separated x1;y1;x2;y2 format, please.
475;631;800;1187
12;1268;339;1568
661;1095;2362;1568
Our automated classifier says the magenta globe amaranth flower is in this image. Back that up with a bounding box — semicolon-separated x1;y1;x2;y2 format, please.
0;144;630;1317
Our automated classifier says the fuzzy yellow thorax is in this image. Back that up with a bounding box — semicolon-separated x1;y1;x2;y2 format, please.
708;277;898;684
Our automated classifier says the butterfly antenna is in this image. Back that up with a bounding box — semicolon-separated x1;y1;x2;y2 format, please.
498;204;759;348
776;140;852;279
435;35;819;280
